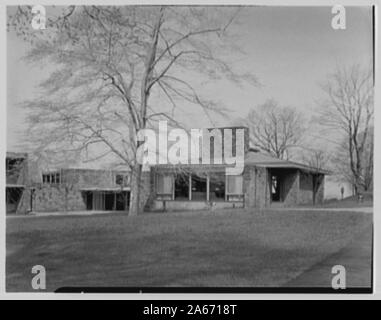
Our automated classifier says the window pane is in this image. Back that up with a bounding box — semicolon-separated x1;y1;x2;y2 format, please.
116;174;123;185
157;174;173;195
175;174;189;200
191;174;207;201
227;175;243;194
163;176;173;194
51;174;55;184
209;173;225;201
56;173;60;184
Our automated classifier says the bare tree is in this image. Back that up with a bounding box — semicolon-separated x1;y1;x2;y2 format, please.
318;64;373;194
242;99;305;160
301;149;329;171
8;6;258;215
332;129;373;193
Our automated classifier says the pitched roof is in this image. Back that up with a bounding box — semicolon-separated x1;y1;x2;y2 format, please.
245;151;331;174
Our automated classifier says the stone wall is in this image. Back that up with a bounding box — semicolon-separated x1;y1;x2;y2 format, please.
282;170;299;207
149;199;243;211
244;166;270;209
33;184;86;212
299;171;314;204
314;174;325;204
298;172;325;205
61;168;129;188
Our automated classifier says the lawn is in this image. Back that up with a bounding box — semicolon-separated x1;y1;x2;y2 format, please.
319;194;373;208
6;209;372;292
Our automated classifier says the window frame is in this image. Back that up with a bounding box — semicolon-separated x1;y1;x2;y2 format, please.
225;174;244;201
156;173;174;196
42;171;61;185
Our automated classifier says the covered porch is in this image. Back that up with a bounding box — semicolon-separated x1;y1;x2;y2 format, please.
267;167;326;207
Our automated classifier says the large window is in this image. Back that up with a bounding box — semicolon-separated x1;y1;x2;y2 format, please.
156;172;243;202
191;174;207;201
209;173;225;201
156;174;173;195
83;191;130;211
226;175;243;201
6;158;22;172
115;173;130;186
175;173;189;200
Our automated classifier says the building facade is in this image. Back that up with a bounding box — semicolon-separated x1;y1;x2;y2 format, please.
6;152;133;214
145;126;327;211
146;150;327;211
6;126;328;214
32;168;131;212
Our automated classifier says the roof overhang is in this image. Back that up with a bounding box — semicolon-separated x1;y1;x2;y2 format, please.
254;163;331;175
6;184;26;188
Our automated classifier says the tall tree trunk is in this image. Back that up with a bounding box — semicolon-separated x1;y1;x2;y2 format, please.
129;162;143;216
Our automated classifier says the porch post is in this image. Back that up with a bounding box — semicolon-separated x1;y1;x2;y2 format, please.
188;174;192;201
172;175;175;200
206;174;210;202
225;174;228;202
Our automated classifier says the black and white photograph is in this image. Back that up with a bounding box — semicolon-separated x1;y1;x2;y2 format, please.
4;2;375;295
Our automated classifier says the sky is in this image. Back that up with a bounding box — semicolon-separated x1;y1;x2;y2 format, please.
6;5;374;197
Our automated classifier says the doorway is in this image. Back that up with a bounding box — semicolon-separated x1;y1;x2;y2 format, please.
105;193;115;210
271;174;282;202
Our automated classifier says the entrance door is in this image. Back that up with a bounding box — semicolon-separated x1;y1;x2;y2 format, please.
271;174;282;202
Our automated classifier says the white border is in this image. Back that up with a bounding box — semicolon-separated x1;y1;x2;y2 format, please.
0;0;379;300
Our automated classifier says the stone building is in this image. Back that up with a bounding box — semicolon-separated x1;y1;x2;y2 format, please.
147;150;327;211
146;127;328;211
6;126;328;214
6;151;132;214
32;168;131;212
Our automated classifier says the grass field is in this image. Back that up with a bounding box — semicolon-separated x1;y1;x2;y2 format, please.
6;209;372;292
320;194;373;208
